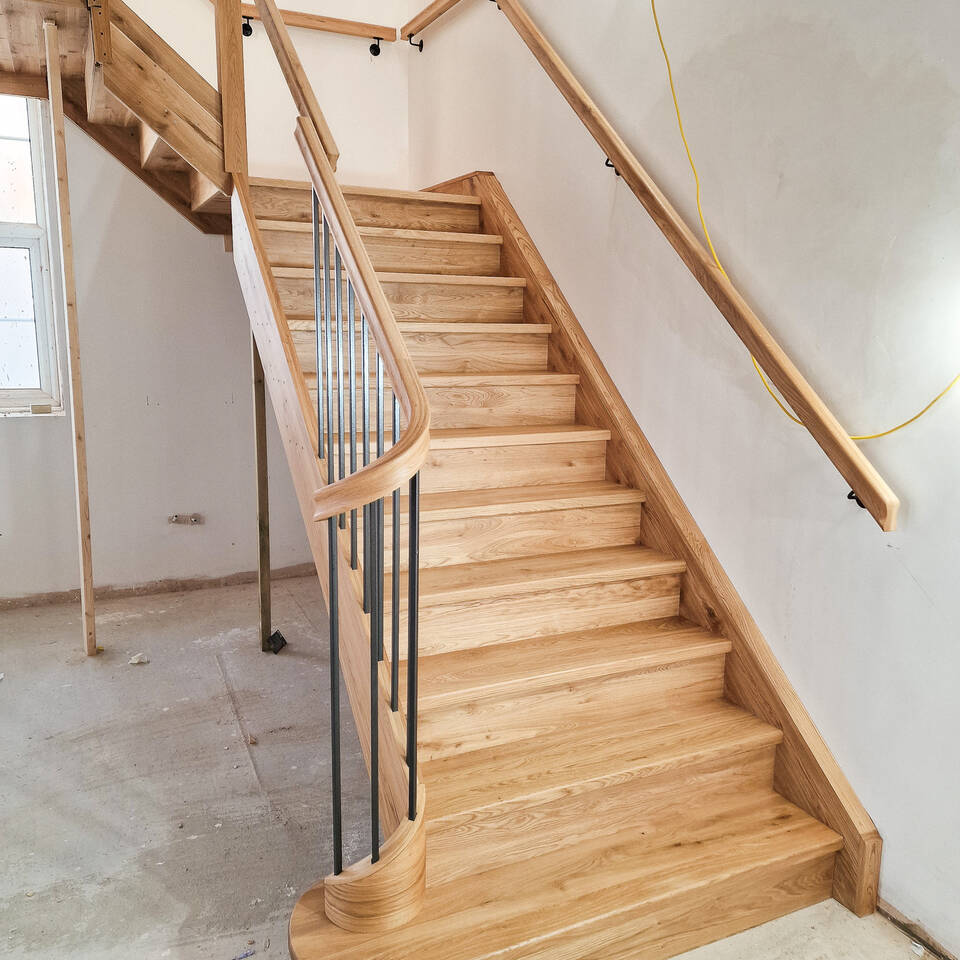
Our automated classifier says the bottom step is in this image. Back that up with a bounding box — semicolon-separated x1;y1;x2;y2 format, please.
289;792;840;960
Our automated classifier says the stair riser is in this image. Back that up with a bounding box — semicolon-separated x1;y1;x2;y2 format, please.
420;439;606;493
380;502;644;569
427;747;777;878
261;228;502;276
250;183;482;232
381;278;525;322
307;380;576;429
277;275;525;322
391;573;682;655
416;655;723;761
293;329;550;375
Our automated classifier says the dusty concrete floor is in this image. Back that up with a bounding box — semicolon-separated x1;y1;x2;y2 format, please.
0;576;936;960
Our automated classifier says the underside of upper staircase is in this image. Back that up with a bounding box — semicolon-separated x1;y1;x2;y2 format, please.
234;174;881;959
0;0;232;234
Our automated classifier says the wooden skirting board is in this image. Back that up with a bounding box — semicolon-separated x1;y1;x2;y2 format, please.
426;170;881;917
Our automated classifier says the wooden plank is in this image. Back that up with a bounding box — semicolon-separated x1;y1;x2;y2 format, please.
0;70;48;97
495;0;899;533
252;333;271;651
88;0;112;63
438;170;882;916
205;0;396;41
44;20;96;657
102;23;229;192
215;0;247;176
401;0;465;40
108;0;221;118
253;0;339;169
139;124;189;171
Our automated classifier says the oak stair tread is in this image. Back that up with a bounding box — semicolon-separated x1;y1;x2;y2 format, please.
296;789;840;960
293;320;550;335
403;616;726;708
319;424;611;449
249;176;483;206
272;267;527;287
312;371;579;387
390;545;685;608
404;480;646;521
259;219;502;246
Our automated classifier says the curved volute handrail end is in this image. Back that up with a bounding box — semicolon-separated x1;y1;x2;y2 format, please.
319;784;427;934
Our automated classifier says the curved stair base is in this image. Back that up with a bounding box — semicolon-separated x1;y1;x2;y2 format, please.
291;786;426;946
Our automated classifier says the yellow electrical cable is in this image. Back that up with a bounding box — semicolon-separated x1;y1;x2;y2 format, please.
650;0;957;440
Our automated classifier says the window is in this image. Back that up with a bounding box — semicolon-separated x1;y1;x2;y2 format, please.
0;94;62;414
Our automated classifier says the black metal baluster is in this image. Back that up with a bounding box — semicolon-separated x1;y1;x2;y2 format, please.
327;513;343;874
361;314;370;613
322;219;334;493
391;391;400;711
312;192;324;459
406;472;420;821
315;195;342;875
376;352;385;663
335;249;346;529
370;505;380;864
347;283;358;569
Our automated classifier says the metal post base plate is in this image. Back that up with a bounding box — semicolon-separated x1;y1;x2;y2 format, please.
262;630;287;654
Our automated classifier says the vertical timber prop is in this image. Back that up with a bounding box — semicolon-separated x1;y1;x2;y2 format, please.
44;19;97;657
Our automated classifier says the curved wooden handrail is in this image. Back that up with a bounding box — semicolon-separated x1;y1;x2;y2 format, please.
401;0;466;40
252;0;339;169
296;117;432;521
442;0;898;531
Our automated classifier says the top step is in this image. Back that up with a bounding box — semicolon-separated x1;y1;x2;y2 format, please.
249;177;482;234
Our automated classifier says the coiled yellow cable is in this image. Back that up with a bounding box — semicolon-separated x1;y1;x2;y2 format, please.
650;0;957;440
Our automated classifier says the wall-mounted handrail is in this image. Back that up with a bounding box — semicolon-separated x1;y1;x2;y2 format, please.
401;0;899;532
495;0;898;532
206;0;397;43
401;0;465;41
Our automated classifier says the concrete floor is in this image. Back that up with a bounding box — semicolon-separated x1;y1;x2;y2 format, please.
0;576;935;960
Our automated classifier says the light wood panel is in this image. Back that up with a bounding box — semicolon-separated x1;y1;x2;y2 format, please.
215;0;247;176
44;20;95;657
101;20;228;191
88;0;111;63
258;221;502;275
431;170;882;916
139;125;188;171
250;177;482;232
0;1;88;77
401;0;466;40
495;0;898;532
205;0;396;42
0;70;48;97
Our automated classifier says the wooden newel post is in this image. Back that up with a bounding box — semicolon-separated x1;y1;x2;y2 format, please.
215;0;248;178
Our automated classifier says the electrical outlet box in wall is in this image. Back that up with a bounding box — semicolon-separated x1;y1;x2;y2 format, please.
168;513;205;525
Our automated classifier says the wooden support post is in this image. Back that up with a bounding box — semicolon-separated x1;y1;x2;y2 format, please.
88;0;113;65
252;333;285;653
215;0;248;177
44;20;97;657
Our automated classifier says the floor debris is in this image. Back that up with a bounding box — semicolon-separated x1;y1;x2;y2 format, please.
127;653;150;665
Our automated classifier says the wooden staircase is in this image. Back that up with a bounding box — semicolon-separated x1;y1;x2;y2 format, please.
247;178;854;959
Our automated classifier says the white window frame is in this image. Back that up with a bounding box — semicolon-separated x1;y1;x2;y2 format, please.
0;96;64;416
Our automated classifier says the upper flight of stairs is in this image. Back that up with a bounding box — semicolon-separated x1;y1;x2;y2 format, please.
0;0;231;234
248;179;848;959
